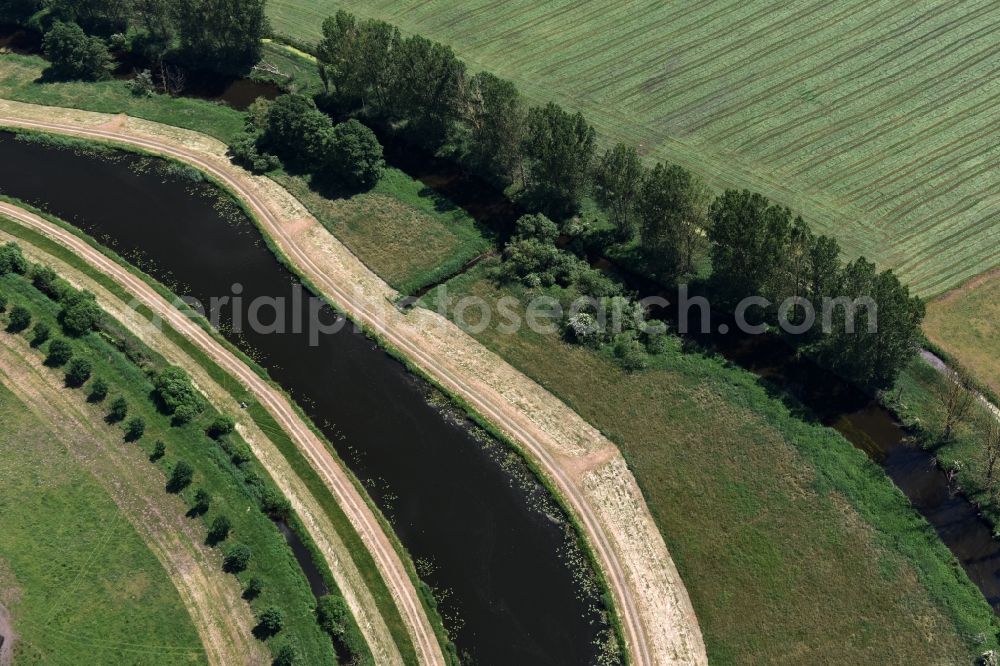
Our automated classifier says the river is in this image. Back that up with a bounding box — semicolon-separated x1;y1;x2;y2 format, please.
0;131;612;664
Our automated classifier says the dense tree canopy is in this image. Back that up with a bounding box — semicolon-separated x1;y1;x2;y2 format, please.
708;190;795;307
593;144;643;240
316;12;400;112
322;118;384;190
814;257;925;390
462;71;527;185
258;93;331;168
522;103;595;218
0;242;28;276
172;0;266;75
43;21;113;81
0;0;42;25
59;290;104;336
638;162;697;277
153;366;204;422
49;0;130;37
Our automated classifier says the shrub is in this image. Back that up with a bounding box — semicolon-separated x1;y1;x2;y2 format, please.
167;460;194;493
272;642;299;666
324;119;385;190
64;357;92;387
613;333;648;373
513;213;560;244
124;416;145;442
151;440;166;461
192;488;210;514
126;69;155;97
316;594;350;638
260;487;291;519
229;133;280;174
565;312;601;347
43;21;113;81
45;338;73;367
153;367;204;423
59;290;104;336
88;377;109;402
0;295;6;312
7;305;31;332
206;414;235;439
207;515;231;544
224;543;252;573
225;441;253;466
30;321;50;347
243;575;263;600
107;395;128;422
0;242;28;275
255;606;284;636
31;265;67;300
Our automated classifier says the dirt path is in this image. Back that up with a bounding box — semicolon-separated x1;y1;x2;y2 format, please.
0;334;267;665
0;603;14;666
920;350;1000;424
0;101;707;665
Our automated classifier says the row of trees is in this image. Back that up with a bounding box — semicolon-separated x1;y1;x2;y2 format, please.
13;0;268;82
314;10;598;218
493;188;924;389
593;146;712;277
707;190;925;390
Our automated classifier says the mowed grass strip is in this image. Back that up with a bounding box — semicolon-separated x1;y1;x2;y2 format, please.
267;0;1000;296
428;267;992;664
0;381;205;665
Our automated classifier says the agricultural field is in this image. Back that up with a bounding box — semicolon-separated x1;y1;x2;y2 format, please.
0;383;205;664
925;269;1000;399
268;0;1000;297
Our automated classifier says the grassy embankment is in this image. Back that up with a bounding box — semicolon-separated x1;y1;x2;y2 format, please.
268;0;999;298
0;268;337;663
423;265;996;664
0;381;205;664
0;49;490;296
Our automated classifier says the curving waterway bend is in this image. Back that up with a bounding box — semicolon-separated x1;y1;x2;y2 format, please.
0;131;613;665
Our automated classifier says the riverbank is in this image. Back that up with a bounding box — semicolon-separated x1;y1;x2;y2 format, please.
0;100;705;665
